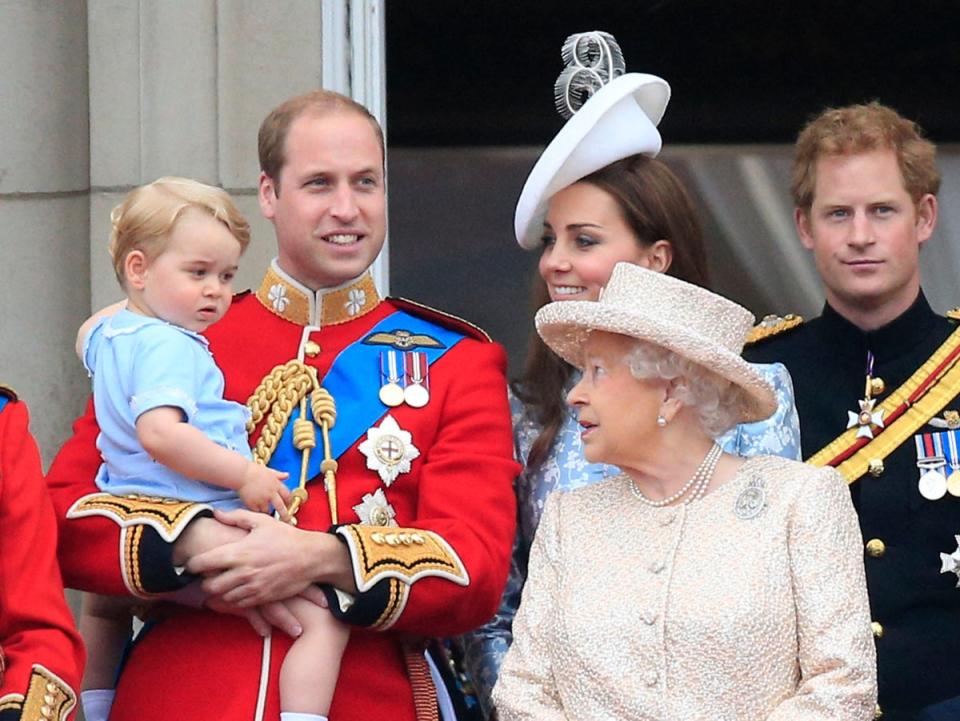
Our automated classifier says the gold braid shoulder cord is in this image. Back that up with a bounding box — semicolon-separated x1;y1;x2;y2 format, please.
245;360;340;524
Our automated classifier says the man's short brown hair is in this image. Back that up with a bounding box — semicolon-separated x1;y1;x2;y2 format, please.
792;101;940;211
258;89;385;191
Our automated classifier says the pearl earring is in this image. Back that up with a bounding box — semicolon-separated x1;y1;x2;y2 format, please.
656;414;667;427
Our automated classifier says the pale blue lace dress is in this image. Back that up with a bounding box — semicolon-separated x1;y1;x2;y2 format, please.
461;362;802;717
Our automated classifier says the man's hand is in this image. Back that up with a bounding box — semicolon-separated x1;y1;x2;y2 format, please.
238;462;291;519
204;595;305;639
186;509;357;606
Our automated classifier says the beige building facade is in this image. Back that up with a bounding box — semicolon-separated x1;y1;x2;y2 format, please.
0;1;386;463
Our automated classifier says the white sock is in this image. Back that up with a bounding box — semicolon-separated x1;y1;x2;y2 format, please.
280;714;327;721
81;689;116;721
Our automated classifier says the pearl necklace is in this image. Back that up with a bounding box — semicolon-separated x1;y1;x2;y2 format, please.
629;443;723;507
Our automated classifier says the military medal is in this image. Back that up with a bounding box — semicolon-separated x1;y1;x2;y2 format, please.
846;352;885;439
358;414;420;486
403;351;430;408
915;433;948;500
946;430;960;497
940;535;960;588
919;466;948;500
378;351;405;407
352;488;398;527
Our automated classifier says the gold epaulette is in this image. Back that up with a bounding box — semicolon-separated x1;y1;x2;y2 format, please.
389;297;492;342
745;314;804;345
947;308;960;322
0;384;18;402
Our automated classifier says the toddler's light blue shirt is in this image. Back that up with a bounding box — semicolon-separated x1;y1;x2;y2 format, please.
83;309;251;508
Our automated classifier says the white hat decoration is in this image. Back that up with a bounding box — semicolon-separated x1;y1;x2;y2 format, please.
514;31;671;250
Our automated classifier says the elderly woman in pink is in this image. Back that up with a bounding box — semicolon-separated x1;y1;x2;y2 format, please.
492;263;877;720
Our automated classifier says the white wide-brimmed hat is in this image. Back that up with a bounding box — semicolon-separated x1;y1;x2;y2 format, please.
535;263;777;424
514;32;670;250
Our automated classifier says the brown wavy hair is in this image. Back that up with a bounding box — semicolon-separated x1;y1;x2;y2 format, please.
513;154;710;469
792;101;940;212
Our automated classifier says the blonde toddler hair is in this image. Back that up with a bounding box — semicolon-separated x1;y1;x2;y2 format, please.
109;177;251;286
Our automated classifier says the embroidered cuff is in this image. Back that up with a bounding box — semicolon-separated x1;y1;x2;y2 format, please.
320;578;409;631
67;493;212;544
335;524;470;592
68;493;211;596
4;665;77;721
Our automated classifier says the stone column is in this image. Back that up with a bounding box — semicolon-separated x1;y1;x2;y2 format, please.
0;1;91;460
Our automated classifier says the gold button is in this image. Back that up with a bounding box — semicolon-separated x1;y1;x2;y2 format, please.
370;507;390;526
865;538;886;558
871;621;884;638
304;340;321;357
868;459;884;477
874;703;883;719
870;377;885;396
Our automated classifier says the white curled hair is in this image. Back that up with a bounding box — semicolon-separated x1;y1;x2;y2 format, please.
622;338;745;437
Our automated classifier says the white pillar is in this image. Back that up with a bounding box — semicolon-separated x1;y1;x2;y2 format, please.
323;0;389;295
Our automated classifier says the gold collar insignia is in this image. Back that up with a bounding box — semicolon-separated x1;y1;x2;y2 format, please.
255;261;381;327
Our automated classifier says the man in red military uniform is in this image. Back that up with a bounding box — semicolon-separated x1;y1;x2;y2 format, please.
46;91;518;721
0;387;84;721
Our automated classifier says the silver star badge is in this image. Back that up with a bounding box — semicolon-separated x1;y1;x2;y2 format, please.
940;535;960;588
846;398;885;439
358;414;420;486
352;488;398;527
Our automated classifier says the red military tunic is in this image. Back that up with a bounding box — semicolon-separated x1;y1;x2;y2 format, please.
46;267;518;721
0;389;84;721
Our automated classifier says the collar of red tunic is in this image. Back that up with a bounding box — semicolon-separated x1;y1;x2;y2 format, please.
254;259;382;327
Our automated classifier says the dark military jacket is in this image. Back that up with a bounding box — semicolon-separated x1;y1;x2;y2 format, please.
746;292;960;721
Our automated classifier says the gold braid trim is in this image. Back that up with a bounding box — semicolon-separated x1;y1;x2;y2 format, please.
808;326;960;483
745;314;804;345
245;360;340;523
0;694;24;713
246;360;320;466
371;578;410;631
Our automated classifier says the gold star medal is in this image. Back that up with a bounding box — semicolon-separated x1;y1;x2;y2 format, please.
358;415;420;486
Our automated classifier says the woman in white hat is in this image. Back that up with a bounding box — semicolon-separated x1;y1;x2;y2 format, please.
492;262;876;720
461;32;801;714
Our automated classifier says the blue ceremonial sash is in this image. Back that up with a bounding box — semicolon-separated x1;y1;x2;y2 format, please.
0;397;8;413
266;310;466;488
